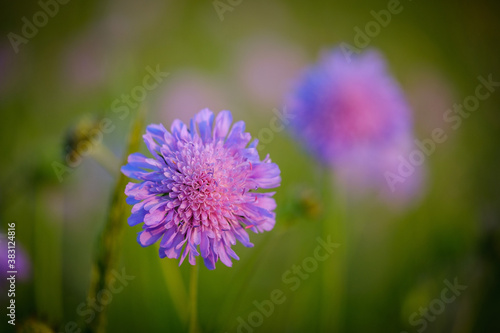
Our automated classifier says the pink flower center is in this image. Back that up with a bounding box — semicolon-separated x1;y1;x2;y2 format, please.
167;140;252;228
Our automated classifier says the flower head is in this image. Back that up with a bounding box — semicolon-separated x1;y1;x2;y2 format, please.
287;48;412;166
286;48;424;204
122;109;281;269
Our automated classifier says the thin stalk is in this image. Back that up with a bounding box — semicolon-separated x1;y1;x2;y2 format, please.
320;171;346;332
189;264;199;333
83;109;145;333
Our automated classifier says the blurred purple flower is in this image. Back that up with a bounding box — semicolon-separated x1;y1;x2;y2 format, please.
287;48;423;203
287;48;412;165
0;233;31;290
122;109;281;269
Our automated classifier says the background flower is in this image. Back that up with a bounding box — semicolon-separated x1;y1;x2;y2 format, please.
287;49;412;165
287;48;423;203
0;232;31;292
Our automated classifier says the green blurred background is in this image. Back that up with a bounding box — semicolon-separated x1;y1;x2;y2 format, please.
1;0;500;332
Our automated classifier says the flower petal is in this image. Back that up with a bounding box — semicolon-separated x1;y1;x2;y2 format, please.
213;110;232;140
137;225;165;247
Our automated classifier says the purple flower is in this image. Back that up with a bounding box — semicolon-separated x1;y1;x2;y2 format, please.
286;48;412;166
122;109;281;269
286;48;424;203
0;233;31;291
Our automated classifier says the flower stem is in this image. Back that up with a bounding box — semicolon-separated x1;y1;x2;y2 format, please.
83;109;146;333
189;264;199;333
320;171;346;332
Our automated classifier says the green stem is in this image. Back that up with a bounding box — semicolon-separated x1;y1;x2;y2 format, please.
83;110;145;333
189;264;199;333
320;171;347;332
